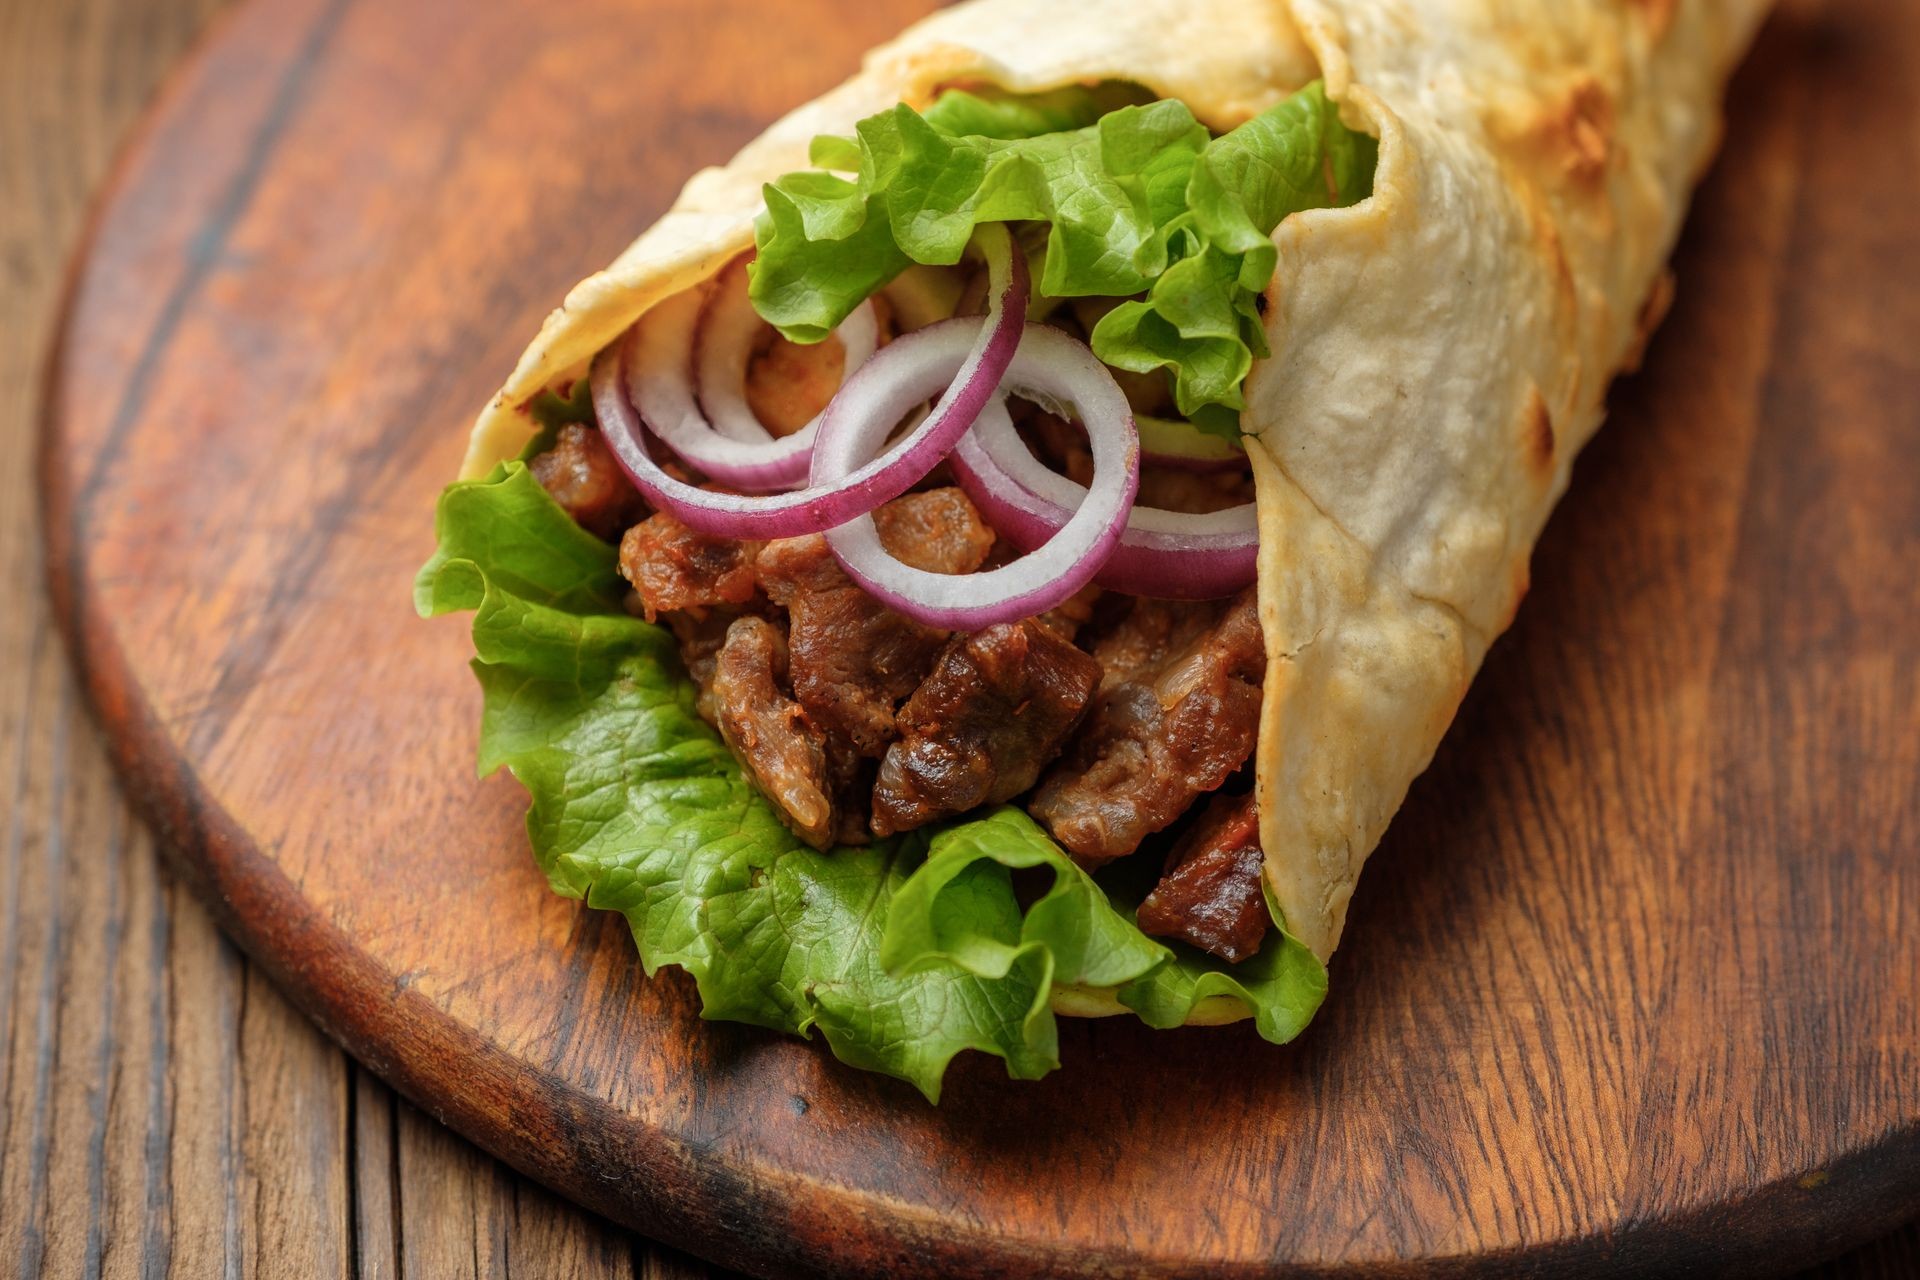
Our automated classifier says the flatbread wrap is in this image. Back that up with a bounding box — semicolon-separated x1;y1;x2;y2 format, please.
420;0;1771;1097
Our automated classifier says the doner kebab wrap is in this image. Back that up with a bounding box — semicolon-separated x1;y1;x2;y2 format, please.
418;0;1771;1098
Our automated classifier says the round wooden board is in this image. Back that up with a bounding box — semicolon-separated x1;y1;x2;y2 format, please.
39;0;1920;1275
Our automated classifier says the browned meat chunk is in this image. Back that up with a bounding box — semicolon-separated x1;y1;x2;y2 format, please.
1016;403;1094;486
1085;597;1215;690
1030;587;1264;867
871;620;1100;837
619;511;760;620
755;489;994;757
826;758;878;848
665;609;743;723
709;617;836;850
674;606;865;842
741;287;895;438
1135;791;1268;963
529;424;642;539
1011;400;1253;516
745;332;845;437
1036;584;1102;642
871;487;999;572
755;535;942;755
1135;465;1256;514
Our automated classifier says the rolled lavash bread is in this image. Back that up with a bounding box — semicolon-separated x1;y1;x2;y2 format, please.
1243;0;1768;960
461;0;1772;977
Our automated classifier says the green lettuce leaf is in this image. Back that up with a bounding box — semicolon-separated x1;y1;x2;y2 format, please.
751;97;1209;340
510;377;595;460
1093;82;1378;430
417;464;1327;1099
920;81;1155;141
882;809;1327;1040
881;807;1170;989
751;80;1376;431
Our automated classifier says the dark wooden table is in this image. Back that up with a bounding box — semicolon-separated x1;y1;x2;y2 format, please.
0;1;1914;1276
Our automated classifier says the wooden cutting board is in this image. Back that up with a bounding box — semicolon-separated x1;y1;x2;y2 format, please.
39;0;1919;1275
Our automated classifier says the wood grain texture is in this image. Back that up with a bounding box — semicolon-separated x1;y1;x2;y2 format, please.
0;1;730;1276
8;0;1918;1277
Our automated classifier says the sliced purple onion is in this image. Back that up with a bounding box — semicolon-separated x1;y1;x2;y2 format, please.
595;331;835;536
695;258;878;448
950;394;1258;600
627;282;878;493
597;224;1027;538
804;223;1023;492
822;325;1141;630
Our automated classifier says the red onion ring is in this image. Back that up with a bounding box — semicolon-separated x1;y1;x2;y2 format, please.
822;325;1140;630
626;284;878;493
695;257;878;447
950;395;1258;600
596;225;1027;538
